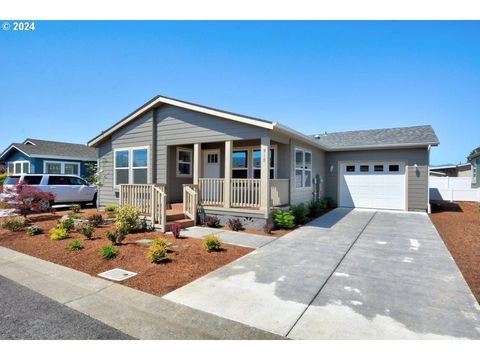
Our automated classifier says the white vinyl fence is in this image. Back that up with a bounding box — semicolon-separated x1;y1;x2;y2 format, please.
429;176;480;202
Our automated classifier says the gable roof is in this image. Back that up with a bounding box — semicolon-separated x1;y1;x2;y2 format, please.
0;139;97;161
430;163;471;170
310;125;439;150
468;147;480;160
87;95;275;147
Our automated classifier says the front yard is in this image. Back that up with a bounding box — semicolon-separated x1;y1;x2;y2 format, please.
429;201;480;303
0;208;252;296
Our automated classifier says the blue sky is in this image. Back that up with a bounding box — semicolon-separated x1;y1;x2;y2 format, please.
1;21;479;165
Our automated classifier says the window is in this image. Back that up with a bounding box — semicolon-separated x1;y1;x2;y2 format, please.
8;161;30;175
69;177;88;186
252;148;275;179
114;147;149;186
44;161;80;176
176;148;192;177
389;164;400;172
374;165;384;172
48;176;70;185
232;150;248;179
23;176;42;185
360;165;369;172
4;176;20;185
295;148;312;188
346;165;355;172
207;153;218;164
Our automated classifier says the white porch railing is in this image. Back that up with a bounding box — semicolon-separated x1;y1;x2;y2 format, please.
230;178;261;208
119;184;167;232
199;178;224;206
271;179;289;206
183;184;198;225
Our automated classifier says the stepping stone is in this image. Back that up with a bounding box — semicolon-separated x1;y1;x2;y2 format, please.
98;268;137;282
135;239;153;245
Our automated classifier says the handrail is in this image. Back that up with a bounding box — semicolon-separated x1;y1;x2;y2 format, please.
183;184;198;225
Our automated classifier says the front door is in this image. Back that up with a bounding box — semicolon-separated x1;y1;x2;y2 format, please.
203;149;220;178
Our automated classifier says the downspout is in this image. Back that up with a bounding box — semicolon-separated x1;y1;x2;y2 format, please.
427;145;431;213
152;108;158;184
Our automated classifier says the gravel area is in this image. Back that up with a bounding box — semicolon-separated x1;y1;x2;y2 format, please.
429;201;480;303
0;209;252;297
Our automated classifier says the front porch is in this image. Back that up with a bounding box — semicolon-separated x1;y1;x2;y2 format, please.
118;137;291;231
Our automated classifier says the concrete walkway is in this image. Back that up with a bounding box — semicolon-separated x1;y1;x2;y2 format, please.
0;246;281;340
165;209;480;339
180;226;276;248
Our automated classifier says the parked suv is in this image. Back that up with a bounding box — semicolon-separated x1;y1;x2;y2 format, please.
2;174;97;205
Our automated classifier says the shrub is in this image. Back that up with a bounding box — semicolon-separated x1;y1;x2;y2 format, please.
88;213;104;227
67;212;80;219
290;203;309;225
170;222;182;239
308;199;326;217
50;227;69;240
27;225;43;236
1;217;28;231
324;197;336;209
70;204;81;213
77;224;95;240
273;209;295;229
106;229;126;245
58;217;75;232
263;224;274;235
203;234;221;252
0;173;7;185
227;218;243;231
2;181;54;217
67;240;84;251
147;240;168;263
205;215;220;228
152;237;172;249
115;205;141;234
104;204;118;212
99;244;118;259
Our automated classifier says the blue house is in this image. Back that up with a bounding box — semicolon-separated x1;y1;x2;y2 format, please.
0;138;97;177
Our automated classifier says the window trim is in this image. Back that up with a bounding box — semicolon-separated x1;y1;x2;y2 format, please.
113;146;150;188
176;147;193;178
8;160;30;175
44;161;81;176
294;147;313;189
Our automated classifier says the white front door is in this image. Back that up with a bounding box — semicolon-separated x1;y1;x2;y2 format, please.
203;149;220;178
339;162;406;210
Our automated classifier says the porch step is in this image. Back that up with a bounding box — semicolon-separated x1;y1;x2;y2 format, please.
168;203;184;212
165;218;195;232
166;211;185;221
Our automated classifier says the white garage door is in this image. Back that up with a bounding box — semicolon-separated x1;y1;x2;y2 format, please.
339;162;406;210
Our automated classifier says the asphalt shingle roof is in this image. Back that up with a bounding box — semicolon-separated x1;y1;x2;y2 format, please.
8;139;96;160
310;125;439;150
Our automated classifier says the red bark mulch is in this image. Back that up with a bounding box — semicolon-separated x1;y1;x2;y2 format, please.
0;209;252;297
429;201;480;303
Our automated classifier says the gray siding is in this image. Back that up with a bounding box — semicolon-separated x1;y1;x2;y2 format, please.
408;165;428;211
324;148;429;211
289;139;326;205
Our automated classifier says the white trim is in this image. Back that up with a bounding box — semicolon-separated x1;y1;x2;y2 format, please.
31;155;97;161
176;147;193;178
44;160;81;176
113;146;150;188
23;140;36;145
294;147;313;189
0;145;31;160
7;160;30;175
88;96;274;147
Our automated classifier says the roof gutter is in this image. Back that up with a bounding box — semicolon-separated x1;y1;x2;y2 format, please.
273;123;329;151
326;141;439;152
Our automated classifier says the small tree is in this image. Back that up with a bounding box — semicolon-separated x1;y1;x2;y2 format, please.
82;162;98;185
2;181;54;218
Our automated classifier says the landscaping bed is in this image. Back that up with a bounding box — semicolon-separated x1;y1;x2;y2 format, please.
429;201;480;303
0;208;252;297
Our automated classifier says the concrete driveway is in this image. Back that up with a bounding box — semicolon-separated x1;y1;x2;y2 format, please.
165;208;480;339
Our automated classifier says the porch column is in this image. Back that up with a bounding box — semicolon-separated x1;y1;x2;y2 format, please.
193;143;201;185
260;136;271;215
224;140;232;208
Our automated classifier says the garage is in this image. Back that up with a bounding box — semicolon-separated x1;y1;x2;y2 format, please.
339;161;406;210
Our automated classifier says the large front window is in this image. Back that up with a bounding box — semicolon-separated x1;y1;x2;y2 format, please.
114;147;149;186
44;161;80;176
295;148;312;189
232;150;248;178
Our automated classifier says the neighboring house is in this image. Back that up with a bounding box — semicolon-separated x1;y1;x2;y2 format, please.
429;163;472;178
88;95;439;230
468;147;480;188
0;139;97;177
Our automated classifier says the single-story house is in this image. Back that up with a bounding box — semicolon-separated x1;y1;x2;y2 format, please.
87;95;439;231
429;163;472;178
468;148;480;188
0;138;97;177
